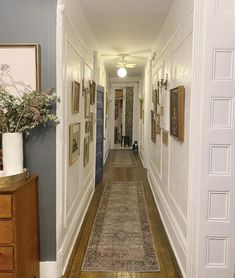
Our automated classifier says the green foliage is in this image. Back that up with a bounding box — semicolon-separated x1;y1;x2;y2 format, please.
0;89;60;135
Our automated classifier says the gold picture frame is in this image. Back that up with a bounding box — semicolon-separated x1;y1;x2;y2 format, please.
89;112;94;142
84;88;90;119
89;80;96;105
72;81;80;114
85;121;90;133
0;44;41;169
155;113;161;134
162;130;168;147
69;122;81;165
0;43;41;93
170;86;185;142
83;136;90;167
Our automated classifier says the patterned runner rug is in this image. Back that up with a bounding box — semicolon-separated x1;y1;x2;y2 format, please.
110;150;138;167
82;181;160;272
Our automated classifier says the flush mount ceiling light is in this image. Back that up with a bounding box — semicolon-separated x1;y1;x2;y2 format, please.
117;67;127;78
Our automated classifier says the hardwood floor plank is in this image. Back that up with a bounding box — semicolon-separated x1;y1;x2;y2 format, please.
64;151;182;278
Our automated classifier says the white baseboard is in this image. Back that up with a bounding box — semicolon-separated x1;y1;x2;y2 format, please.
40;261;58;278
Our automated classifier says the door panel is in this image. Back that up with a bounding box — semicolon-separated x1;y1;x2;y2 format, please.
95;85;104;185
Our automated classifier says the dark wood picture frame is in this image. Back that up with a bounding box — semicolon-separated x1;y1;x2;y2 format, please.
170;86;185;142
151;110;156;143
139;99;143;119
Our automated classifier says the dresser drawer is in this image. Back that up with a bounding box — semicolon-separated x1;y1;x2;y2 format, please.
0;246;14;271
0;221;13;243
0;195;12;218
0;274;14;278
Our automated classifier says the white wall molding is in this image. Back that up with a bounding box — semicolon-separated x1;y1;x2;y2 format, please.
186;0;205;276
148;166;186;277
63;12;94;63
40;261;58;278
58;179;94;276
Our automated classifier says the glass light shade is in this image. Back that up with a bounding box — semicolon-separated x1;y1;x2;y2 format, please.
117;67;127;78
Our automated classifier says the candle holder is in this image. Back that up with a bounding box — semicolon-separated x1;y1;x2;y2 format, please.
160;73;168;90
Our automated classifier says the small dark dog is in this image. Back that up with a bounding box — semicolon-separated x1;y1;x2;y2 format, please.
132;141;138;152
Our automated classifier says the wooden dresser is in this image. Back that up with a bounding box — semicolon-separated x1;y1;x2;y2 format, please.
0;175;39;278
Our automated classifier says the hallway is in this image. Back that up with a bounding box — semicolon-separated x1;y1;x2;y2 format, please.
64;150;182;278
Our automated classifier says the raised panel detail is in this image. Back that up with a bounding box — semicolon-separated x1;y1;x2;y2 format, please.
209;145;231;175
206;237;228;267
208;191;229;221
213;49;234;80
211;98;233;128
216;0;235;15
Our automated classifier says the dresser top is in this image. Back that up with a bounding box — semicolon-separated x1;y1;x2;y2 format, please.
0;175;38;193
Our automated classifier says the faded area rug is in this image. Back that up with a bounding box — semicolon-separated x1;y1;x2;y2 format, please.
82;181;160;272
110;150;138;167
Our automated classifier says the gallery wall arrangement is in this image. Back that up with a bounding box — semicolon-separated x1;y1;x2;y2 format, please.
151;69;185;145
69;77;96;168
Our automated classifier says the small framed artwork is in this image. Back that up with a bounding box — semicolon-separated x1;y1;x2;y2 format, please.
89;80;96;105
170;86;185;142
83;136;90;167
85;121;90;133
89;112;94;142
151;110;156;143
72;81;80;114
69;122;81;165
84;88;90;118
155;113;161;134
0;43;41;96
139;99;143;119
156;87;160;104
162;130;168;147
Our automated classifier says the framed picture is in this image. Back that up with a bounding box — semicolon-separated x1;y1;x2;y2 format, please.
83;136;90;167
139;99;143;119
85;121;90;133
72;81;80;114
155;113;161;134
89;112;94;142
170;86;185;142
151;110;156;143
69;122;81;165
0;44;40;169
84;88;90;118
162;130;168;147
89;80;96;105
0;44;40;96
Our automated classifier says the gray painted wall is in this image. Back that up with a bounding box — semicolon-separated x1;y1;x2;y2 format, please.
0;0;57;260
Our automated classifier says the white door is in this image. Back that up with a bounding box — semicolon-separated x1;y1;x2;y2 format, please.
195;0;235;277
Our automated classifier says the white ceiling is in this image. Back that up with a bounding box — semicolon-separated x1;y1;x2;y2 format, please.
80;0;173;78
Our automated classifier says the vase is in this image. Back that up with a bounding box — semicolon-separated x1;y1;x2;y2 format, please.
2;132;23;176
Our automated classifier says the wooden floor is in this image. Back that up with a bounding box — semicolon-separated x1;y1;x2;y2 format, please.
64;150;182;278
